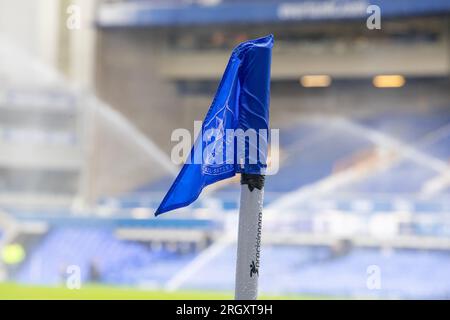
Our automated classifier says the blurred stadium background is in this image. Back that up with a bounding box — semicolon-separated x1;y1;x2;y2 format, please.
1;0;450;299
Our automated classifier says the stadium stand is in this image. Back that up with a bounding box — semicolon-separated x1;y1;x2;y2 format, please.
17;227;198;286
417;124;450;161
358;108;450;144
340;160;438;194
267;121;374;192
4;96;450;294
171;244;450;299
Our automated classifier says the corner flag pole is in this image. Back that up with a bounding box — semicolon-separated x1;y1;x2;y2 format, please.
235;173;265;300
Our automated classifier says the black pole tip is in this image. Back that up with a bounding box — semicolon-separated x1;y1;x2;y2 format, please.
241;173;265;192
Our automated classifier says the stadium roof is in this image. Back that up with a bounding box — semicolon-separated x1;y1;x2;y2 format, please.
97;0;450;28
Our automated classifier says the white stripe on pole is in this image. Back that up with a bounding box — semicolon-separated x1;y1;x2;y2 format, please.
235;179;264;300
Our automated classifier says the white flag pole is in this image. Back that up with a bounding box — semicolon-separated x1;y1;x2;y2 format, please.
235;173;265;300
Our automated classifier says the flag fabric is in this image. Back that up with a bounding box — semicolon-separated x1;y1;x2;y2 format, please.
155;35;273;215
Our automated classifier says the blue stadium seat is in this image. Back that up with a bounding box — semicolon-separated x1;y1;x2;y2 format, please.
341;160;438;194
419;133;450;161
359;108;450;143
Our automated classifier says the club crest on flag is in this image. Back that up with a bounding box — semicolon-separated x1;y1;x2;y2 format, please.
201;102;236;176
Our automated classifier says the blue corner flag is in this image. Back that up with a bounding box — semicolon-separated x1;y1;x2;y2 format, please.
155;35;273;215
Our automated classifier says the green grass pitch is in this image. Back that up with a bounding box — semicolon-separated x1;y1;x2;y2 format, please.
0;282;326;300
